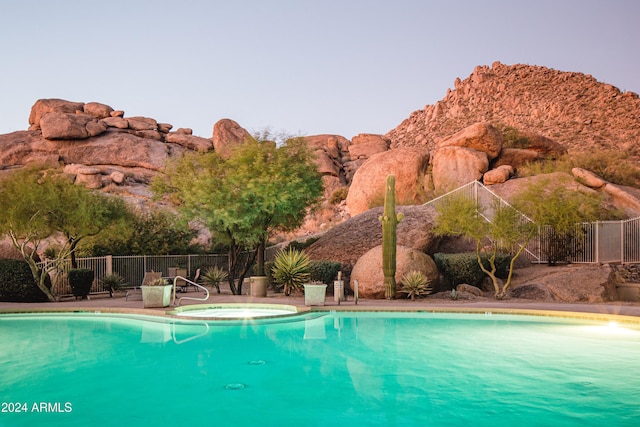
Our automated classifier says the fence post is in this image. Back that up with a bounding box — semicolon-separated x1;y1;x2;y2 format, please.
594;221;599;264
621;220;625;264
106;255;113;275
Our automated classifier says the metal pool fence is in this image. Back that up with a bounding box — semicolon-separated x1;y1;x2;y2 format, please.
44;248;280;297
425;181;640;265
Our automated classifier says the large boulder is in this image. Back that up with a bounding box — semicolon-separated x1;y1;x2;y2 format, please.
0;130;59;168
348;133;389;160
51;131;170;171
304;134;349;159
165;132;213;151
83;102;114;119
509;264;613;302
483;165;514;185
437;122;503;160
305;204;441;268
517;131;567;157
431;146;489;193
491;147;541;169
29;99;84;129
314;150;341;177
40;113;107;140
350;245;439;299
212;119;252;157
346;147;430;216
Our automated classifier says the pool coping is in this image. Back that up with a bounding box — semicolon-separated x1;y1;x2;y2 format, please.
2;300;640;325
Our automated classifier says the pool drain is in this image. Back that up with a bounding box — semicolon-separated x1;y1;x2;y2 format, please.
225;383;246;390
248;360;266;365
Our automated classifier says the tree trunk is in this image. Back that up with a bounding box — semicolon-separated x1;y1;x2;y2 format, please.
256;237;265;276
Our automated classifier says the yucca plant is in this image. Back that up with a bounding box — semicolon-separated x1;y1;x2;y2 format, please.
100;273;126;297
400;270;432;301
201;266;228;294
272;248;310;296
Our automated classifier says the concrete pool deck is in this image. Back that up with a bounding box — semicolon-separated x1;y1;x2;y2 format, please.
2;289;640;322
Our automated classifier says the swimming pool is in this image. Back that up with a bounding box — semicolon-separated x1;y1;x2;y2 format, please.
1;311;639;426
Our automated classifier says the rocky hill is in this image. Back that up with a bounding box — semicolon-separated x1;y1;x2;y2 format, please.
386;61;640;155
1;62;640;240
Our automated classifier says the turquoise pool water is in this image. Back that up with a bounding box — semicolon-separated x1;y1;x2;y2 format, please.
1;311;639;427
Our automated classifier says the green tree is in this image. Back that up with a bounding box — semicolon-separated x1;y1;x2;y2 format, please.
46;179;130;267
0;168;129;301
512;179;605;264
84;209;199;256
433;196;537;299
154;134;323;295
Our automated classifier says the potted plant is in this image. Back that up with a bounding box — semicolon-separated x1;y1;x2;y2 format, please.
201;266;228;294
141;277;172;308
399;270;432;301
100;273;126;297
303;280;327;306
68;268;94;299
272;248;310;296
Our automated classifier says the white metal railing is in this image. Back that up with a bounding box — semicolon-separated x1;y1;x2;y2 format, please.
172;276;209;306
424;181;540;262
425;180;640;264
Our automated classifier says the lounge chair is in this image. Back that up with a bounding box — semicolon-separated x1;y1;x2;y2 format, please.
125;271;163;301
177;268;200;293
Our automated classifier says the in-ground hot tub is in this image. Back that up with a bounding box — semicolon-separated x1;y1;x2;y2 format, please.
168;303;299;319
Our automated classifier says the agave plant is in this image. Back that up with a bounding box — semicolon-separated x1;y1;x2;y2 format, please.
272;248;310;296
400;270;432;301
201;266;228;294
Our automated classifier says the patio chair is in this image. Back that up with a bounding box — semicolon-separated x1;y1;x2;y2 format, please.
177;268;200;293
125;271;163;301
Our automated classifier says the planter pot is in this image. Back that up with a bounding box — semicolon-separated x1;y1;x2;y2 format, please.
69;268;94;299
141;285;173;308
70;281;93;299
250;276;268;297
617;283;640;302
304;284;327;306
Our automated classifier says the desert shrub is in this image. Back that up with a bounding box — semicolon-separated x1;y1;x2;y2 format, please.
309;260;341;284
330;187;349;205
68;268;94;298
0;259;49;302
500;125;532;149
434;252;511;290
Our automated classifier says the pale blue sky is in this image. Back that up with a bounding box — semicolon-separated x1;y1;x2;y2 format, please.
1;0;638;139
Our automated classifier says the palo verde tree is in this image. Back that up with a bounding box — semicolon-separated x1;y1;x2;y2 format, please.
0;167;130;301
433;196;537;299
46;178;130;268
84;208;199;256
511;177;609;264
154;134;323;295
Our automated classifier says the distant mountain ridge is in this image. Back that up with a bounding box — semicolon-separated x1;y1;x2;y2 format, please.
385;61;640;155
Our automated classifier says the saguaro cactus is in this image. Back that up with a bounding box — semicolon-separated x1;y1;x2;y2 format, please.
379;174;404;299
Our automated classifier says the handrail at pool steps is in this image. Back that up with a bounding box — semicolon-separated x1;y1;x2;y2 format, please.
172;276;209;306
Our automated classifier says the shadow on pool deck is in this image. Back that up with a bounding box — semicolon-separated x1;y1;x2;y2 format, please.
2;287;640;320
